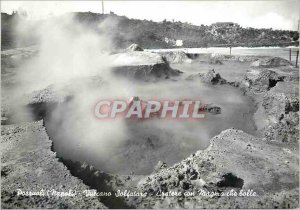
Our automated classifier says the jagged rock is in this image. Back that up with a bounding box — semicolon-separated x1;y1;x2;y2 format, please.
126;43;144;51
262;114;299;143
200;104;222;115
246;64;299;144
259;92;299;143
113;51;167;66
241;69;284;92
134;129;299;208
207;106;221;115
262;92;299;119
251;57;293;67
186;69;227;85
112;51;182;81
157;51;192;63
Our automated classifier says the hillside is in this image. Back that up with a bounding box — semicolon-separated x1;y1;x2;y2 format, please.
1;12;299;50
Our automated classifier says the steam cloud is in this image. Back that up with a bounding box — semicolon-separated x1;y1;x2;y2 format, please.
9;13;255;175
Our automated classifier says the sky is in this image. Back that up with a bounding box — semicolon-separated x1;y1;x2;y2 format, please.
1;0;299;30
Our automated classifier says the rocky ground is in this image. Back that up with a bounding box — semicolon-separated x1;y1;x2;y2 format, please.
1;121;106;209
133;128;299;208
1;46;299;208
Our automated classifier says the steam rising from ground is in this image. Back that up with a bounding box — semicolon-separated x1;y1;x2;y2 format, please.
16;14;114;91
9;14;256;175
11;14;134;172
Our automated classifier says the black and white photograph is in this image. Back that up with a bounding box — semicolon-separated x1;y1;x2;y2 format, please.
1;0;299;209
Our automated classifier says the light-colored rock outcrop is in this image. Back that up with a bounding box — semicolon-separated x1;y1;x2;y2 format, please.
111;51;182;81
186;69;227;85
158;51;192;64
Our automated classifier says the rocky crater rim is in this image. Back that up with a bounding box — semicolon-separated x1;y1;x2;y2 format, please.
2;49;298;208
4;66;257;173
